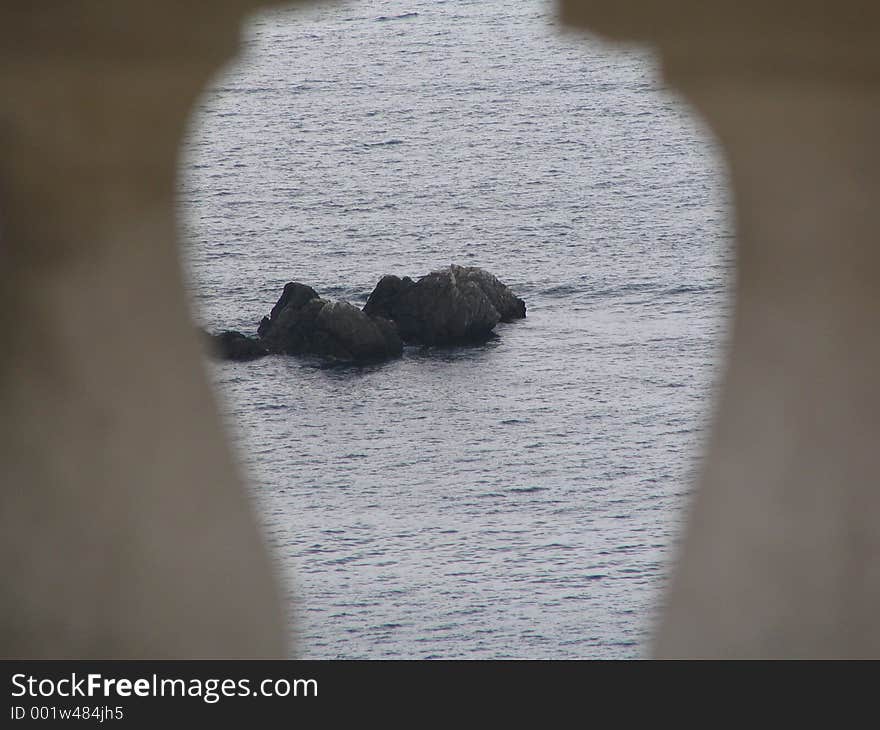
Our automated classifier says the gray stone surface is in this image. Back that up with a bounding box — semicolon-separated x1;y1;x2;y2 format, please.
205;330;269;361
0;0;289;659
363;265;526;345
564;0;880;658
259;283;403;362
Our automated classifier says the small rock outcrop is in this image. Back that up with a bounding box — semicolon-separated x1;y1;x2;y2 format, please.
363;264;526;345
206;266;525;363
258;282;402;362
204;330;269;361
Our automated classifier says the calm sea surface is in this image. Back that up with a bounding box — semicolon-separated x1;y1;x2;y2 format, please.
180;0;732;658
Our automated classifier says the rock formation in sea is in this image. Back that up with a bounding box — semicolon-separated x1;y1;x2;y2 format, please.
362;264;526;345
205;266;525;362
257;282;403;362
204;330;269;361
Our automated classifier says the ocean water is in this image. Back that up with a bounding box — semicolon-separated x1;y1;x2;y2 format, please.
180;0;732;658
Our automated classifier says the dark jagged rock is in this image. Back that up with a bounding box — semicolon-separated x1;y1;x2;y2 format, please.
360;274;416;323
204;330;269;361
462;266;527;322
258;282;319;338
258;283;402;362
363;264;526;345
